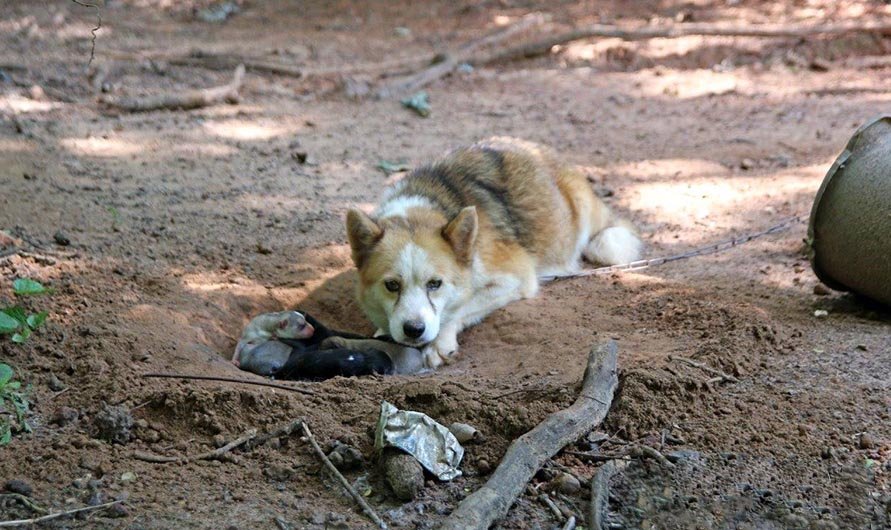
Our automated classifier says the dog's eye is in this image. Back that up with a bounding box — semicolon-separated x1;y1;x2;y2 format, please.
426;279;442;291
384;279;401;292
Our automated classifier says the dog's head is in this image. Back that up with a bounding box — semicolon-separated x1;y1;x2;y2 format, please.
346;206;478;346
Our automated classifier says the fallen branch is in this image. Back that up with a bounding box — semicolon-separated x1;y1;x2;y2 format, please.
141;372;316;396
478;19;891;64
669;356;738;383
101;64;245;112
439;340;619;530
301;421;387;530
134;429;257;464
562;516;577;530
0;493;48;514
0;499;120;528
380;12;546;97
589;461;624;530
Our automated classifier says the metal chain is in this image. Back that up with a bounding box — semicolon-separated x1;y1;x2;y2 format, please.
539;214;809;283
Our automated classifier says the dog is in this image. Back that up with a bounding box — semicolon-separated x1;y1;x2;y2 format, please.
346;137;642;369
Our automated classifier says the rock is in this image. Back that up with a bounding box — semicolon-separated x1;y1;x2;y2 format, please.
476;459;491;474
382;449;424;501
813;309;829;318
740;158;755;170
448;422;482;444
586;431;609;444
120;472;136;483
813;283;832;296
93;403;134;444
53;231;70;246
326;442;363;471
47;373;65;391
859;433;876;450
107;503;129;518
549;472;581;495
4;479;33;496
52;406;79;426
666;450;702;463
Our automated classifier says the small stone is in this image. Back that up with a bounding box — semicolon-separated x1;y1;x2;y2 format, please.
107;503;129;518
53;231;71;246
859;433;876;450
4;479;33;496
586;431;609;444
47;373;65;391
820;446;834;459
813;309;829;318
550;472;581;495
813;284;832;296
93;403;134;444
448;422;482;444
135;419;148;429
120;472;136;483
326;442;363;471
476;459;491;474
740;158;755;170
256;242;272;255
28;85;45;100
382;449;424;501
291;151;308;164
52;406;79;426
310;512;326;524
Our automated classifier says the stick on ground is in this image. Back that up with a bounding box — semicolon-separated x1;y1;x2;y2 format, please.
589;461;624;530
134;429;258;464
101;64;245;112
379;12;545;97
301;421;388;530
0;500;120;528
0;493;48;515
439;340;619;530
142;372;316;396
669;356;738;383
478;19;891;64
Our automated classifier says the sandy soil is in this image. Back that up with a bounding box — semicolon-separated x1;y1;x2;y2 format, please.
1;1;889;528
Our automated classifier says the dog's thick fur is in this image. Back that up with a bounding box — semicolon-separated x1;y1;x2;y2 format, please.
346;137;642;368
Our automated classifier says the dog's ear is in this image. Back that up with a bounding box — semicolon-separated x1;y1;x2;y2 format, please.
346;209;383;268
442;206;478;265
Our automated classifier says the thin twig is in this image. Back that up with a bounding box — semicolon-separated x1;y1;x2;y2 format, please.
100;64;245;112
564;450;632;463
480;20;891;64
631;445;675;468
669;356;739;383
0;500;120;528
133;429;257;464
301;421;387;530
141;373;315;396
562;515;577;530
0;493;48;514
539;493;565;521
379;12;546;97
69;0;101;69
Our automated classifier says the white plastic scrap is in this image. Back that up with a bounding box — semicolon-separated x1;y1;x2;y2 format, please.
374;401;464;481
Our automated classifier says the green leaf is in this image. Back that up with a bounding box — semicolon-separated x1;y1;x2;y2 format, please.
13;278;49;296
0;312;19;334
6;381;20;390
0;364;12;386
11;327;31;343
26;311;48;330
376;160;411;175
0;423;11;446
2;307;27;325
401;91;431;117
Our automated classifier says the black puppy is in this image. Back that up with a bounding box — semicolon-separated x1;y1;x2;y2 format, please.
232;311;424;380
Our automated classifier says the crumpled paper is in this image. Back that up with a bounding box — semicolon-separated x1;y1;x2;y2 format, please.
374;401;463;480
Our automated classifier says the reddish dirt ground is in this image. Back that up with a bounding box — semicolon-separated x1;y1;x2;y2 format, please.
1;1;889;528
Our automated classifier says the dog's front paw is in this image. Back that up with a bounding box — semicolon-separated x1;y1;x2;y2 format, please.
422;335;459;369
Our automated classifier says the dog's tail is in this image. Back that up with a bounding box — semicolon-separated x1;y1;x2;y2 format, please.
584;211;644;266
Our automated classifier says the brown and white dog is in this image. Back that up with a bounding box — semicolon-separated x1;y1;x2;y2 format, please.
346;137;642;369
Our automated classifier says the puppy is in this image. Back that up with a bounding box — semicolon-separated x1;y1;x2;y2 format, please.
346;137;642;369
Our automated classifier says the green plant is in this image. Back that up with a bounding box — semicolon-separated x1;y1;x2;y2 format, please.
1;278;51;343
0;363;30;445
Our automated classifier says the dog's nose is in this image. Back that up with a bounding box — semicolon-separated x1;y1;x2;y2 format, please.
402;320;426;339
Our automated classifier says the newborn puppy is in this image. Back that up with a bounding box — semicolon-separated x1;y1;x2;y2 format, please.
233;311;424;379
